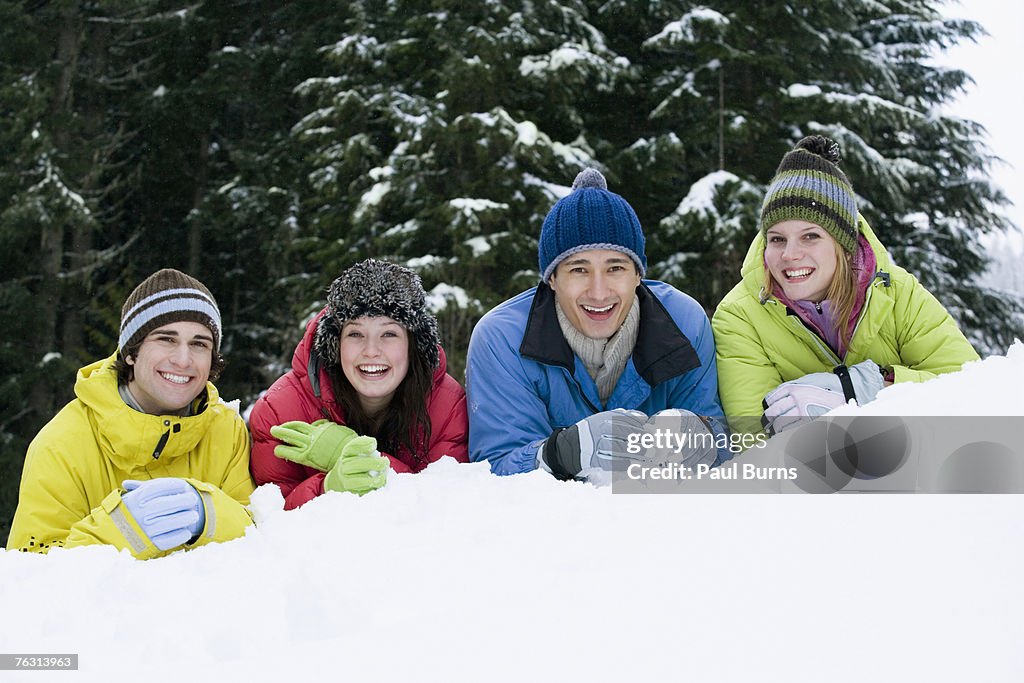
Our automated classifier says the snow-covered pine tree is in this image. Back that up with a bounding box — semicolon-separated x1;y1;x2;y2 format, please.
0;0;169;544
288;0;639;376
126;1;339;400
590;2;764;308
627;0;1022;352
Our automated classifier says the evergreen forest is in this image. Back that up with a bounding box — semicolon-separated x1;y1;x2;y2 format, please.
2;0;1021;543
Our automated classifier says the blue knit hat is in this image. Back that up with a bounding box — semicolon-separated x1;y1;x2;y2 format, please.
538;168;647;281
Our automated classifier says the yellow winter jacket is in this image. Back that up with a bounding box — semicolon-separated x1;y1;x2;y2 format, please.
712;217;980;420
7;352;255;559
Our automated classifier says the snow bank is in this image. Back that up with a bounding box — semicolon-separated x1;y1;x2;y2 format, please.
831;340;1024;416
2;349;1023;682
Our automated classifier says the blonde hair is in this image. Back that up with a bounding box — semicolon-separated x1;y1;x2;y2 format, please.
763;237;857;348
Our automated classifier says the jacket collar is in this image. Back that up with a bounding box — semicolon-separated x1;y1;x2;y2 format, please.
75;352;216;469
740;215;893;302
299;307;451;412
519;282;701;386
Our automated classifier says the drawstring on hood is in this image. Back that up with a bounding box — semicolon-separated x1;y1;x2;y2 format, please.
75;353;219;470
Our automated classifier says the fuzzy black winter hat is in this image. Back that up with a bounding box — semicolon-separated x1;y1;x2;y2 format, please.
314;259;441;370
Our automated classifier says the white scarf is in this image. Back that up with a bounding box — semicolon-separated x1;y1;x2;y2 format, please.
556;297;640;405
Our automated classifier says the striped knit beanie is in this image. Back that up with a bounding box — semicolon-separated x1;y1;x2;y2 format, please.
119;269;222;352
760;135;859;253
538;168;647;281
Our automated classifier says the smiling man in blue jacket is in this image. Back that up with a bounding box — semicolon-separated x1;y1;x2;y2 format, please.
466;169;728;484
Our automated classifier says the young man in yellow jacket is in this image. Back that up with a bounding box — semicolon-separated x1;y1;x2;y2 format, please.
7;269;254;559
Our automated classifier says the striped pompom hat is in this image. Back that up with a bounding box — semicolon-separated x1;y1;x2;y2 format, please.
760;135;859;253
119;269;222;352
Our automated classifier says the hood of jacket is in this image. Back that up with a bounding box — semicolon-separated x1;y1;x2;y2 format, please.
75;352;219;470
289;308;452;421
738;215;893;302
518;281;701;388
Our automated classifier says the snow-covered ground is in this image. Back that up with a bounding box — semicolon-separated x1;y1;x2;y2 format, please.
2;343;1023;682
831;340;1023;415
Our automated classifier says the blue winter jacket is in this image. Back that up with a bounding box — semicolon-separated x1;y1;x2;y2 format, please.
466;281;726;475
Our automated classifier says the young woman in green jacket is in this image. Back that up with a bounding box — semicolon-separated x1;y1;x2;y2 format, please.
712;135;979;434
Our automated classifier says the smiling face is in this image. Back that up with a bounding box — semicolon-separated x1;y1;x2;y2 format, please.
125;321;214;415
339;316;411;416
764;219;840;302
548;249;642;340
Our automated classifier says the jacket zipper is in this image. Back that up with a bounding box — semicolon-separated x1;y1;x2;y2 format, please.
769;274;883;366
151;420;179;459
763;296;839;365
842;279;877;362
786;313;841;365
574;376;602;414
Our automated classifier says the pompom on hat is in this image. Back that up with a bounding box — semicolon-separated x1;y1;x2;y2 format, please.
760;135;859;253
119;269;222;352
314;259;441;371
538;168;647;281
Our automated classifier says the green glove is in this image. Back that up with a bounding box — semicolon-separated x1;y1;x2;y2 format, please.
270;419;358;472
324;435;390;495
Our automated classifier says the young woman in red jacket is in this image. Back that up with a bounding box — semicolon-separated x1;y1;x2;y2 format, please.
249;259;469;509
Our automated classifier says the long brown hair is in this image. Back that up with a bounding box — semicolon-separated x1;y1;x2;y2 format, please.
763;238;857;348
327;331;434;464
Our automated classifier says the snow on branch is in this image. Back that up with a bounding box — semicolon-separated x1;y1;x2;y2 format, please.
644;7;729;50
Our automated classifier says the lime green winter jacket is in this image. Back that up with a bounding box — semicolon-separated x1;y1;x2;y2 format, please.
7;352;255;559
712;217;979;420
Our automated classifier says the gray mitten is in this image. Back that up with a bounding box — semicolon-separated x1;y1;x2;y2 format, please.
767;360;883;406
641;409;719;469
760;360;885;435
538;409;647;481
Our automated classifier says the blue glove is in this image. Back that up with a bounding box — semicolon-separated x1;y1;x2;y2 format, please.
121;478;206;552
538;409;647;481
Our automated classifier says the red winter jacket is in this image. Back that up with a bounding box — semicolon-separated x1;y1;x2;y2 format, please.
249;309;469;509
